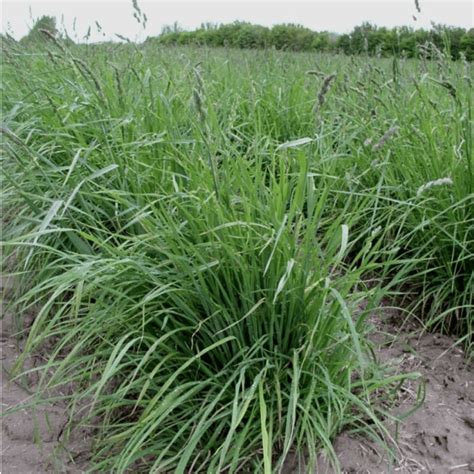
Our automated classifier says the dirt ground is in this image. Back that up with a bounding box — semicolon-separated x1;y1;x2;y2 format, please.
313;305;474;474
1;273;91;473
1;273;473;473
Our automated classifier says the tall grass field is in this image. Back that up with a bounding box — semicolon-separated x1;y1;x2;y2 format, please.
1;34;473;472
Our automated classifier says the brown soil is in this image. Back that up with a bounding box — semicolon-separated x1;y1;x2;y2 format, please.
1;275;90;473
314;304;474;474
1;273;473;473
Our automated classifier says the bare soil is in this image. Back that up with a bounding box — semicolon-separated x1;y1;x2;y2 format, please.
1;275;91;473
1;273;473;473
315;304;474;474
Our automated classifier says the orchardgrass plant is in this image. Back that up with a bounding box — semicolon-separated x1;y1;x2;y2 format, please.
1;34;471;472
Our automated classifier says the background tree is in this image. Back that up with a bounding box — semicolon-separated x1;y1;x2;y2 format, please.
460;28;474;61
147;21;473;60
20;15;57;45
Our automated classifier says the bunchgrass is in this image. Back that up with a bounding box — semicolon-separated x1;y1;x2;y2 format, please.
1;36;470;471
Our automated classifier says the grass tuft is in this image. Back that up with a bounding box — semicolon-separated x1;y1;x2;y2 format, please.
1;40;470;471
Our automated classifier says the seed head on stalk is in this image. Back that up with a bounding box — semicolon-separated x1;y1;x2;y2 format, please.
317;74;336;108
417;177;453;197
193;65;206;123
315;74;336;119
72;57;106;102
372;126;399;151
193;88;206;123
39;28;66;53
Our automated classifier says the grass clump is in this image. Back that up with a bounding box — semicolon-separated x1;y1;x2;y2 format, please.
2;122;400;471
1;37;470;471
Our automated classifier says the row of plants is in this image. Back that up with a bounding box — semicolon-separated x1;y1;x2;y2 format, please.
151;21;474;60
1;34;472;471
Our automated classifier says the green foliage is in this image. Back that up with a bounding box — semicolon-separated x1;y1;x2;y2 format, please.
460;28;474;61
19;15;57;45
1;37;471;472
148;21;474;60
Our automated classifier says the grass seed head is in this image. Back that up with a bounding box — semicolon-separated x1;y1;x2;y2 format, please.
416;177;453;197
317;74;336;107
372;126;399;151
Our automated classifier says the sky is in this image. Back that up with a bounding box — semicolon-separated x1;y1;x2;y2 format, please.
2;0;473;42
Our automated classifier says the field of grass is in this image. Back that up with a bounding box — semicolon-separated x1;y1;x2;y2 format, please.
1;37;473;472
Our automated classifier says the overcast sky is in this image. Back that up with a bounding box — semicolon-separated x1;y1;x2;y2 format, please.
2;0;473;42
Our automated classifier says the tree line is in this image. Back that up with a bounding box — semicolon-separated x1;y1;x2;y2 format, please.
5;15;474;61
148;21;474;60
